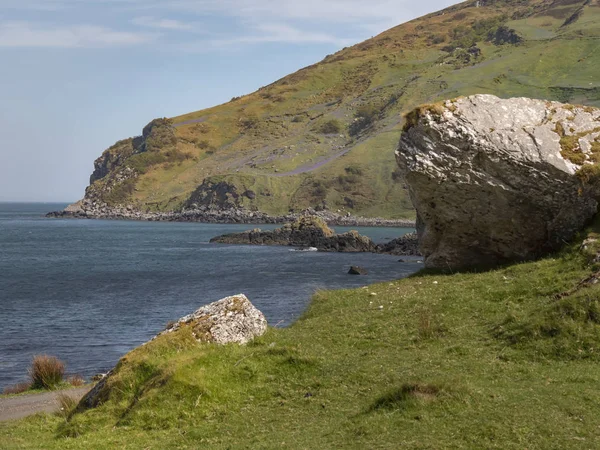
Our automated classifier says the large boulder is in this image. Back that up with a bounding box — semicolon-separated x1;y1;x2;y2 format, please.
397;95;600;270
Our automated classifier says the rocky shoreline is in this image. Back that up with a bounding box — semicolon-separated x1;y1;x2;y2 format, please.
46;201;416;228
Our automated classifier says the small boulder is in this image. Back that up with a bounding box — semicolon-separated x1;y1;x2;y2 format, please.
348;266;368;275
244;190;256;200
158;294;267;345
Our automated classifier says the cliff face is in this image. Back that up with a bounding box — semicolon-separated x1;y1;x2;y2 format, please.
396;95;600;269
70;0;599;219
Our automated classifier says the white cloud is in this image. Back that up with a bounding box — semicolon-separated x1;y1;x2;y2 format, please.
0;21;156;48
133;0;457;27
242;23;354;45
0;0;459;50
131;16;193;31
127;0;458;47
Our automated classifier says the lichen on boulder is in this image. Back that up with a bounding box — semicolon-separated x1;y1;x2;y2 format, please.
397;94;600;270
157;294;267;345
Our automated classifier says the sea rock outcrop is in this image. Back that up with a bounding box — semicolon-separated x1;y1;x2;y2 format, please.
397;94;600;270
79;294;266;409
376;232;420;256
210;216;378;252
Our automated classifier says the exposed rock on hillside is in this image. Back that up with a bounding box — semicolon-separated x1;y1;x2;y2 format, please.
210;216;378;253
185;179;242;210
79;294;266;409
397;95;600;270
85;118;185;205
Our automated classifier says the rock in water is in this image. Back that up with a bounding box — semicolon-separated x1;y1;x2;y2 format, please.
397;95;600;270
210;216;378;253
348;266;368;275
377;232;421;256
158;294;267;345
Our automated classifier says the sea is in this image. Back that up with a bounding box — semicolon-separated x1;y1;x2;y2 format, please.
0;202;419;390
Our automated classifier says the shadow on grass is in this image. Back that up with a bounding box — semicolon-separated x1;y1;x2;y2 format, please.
367;383;443;413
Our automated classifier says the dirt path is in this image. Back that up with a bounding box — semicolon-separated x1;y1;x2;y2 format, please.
0;387;90;422
272;147;353;177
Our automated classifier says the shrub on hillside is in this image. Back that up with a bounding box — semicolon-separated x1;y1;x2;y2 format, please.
195;139;211;150
350;103;381;136
240;114;260;130
318;119;343;134
66;374;85;387
29;355;65;389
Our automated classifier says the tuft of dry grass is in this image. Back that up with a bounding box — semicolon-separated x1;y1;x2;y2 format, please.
416;307;447;341
369;383;443;411
55;393;78;420
29;355;65;390
2;382;32;395
66;375;85;387
402;103;446;132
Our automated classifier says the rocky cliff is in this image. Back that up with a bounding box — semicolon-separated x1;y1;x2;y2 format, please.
397;95;600;269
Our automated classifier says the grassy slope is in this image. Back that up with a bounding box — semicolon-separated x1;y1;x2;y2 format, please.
87;0;600;218
3;219;600;448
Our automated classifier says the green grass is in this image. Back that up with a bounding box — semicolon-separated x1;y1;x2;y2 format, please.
4;218;600;448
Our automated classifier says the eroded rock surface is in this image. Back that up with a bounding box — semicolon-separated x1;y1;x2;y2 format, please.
397;94;600;269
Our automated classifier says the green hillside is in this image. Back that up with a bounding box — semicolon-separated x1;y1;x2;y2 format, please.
84;0;600;219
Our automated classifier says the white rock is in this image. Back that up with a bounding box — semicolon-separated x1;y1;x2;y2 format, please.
157;294;267;345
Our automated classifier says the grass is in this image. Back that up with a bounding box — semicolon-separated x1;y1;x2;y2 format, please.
4;218;600;448
29;356;65;390
82;0;600;219
2;356;85;396
2;383;34;396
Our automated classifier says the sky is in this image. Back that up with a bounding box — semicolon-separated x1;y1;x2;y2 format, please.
0;0;456;202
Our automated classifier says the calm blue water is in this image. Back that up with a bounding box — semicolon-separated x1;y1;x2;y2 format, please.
0;203;419;389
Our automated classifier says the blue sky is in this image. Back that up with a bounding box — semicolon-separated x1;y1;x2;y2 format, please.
0;0;455;202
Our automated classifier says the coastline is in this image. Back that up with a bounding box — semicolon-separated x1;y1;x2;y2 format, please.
46;203;416;228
